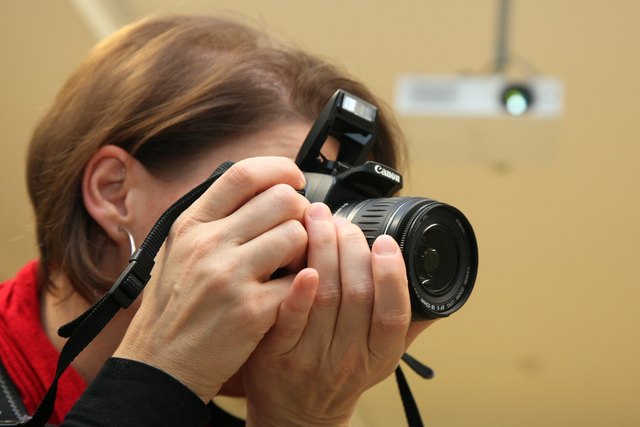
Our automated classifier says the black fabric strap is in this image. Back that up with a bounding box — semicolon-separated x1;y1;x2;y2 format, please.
394;352;435;427
395;365;424;427
20;162;234;427
402;353;434;380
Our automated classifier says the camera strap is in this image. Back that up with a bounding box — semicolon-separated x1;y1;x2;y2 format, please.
396;353;434;427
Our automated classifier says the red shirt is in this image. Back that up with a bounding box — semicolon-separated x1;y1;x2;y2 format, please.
0;261;86;424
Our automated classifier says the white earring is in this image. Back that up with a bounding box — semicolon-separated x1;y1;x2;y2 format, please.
118;226;137;256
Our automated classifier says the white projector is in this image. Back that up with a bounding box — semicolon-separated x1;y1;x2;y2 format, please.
395;74;564;118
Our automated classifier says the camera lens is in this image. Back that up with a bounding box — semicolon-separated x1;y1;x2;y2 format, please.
334;197;478;319
417;225;458;295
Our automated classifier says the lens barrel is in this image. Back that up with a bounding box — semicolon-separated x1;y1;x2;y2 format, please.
334;197;478;319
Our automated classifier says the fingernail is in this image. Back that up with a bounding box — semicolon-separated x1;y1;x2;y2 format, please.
374;235;398;255
309;203;331;220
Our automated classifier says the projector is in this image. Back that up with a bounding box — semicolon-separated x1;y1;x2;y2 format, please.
395;74;563;118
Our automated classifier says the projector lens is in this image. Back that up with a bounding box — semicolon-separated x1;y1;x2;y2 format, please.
501;85;533;116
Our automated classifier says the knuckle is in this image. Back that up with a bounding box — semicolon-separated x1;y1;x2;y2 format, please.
214;256;243;285
187;232;210;256
312;222;338;247
278;357;317;379
236;292;261;324
270;184;308;215
242;298;263;324
225;162;254;187
276;321;304;341
241;292;278;334
193;226;228;254
314;284;341;309
344;278;374;306
283;219;307;243
270;183;298;205
376;312;411;335
169;216;192;239
276;157;299;174
339;222;365;242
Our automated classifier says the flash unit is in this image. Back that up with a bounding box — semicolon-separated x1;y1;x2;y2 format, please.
340;93;377;122
295;89;378;172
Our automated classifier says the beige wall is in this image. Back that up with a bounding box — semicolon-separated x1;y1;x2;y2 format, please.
2;1;639;425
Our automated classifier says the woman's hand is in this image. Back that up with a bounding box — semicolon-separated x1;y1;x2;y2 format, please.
242;202;434;427
114;157;311;403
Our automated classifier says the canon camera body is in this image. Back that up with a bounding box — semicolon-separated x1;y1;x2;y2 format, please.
296;90;478;319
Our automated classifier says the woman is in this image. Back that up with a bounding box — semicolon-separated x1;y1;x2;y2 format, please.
0;14;432;426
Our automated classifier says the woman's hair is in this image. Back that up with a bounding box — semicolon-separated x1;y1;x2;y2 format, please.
26;14;406;302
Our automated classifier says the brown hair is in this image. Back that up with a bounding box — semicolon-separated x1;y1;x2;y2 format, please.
26;15;406;302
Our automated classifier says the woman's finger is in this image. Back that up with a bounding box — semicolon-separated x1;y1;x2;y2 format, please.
332;221;374;347
239;219;309;281
368;234;411;360
221;183;308;245
187;157;306;223
255;268;319;355
302;203;342;348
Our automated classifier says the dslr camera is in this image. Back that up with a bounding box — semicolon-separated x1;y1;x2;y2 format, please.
296;90;478;320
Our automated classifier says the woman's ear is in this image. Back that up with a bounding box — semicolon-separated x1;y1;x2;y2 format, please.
82;145;136;246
